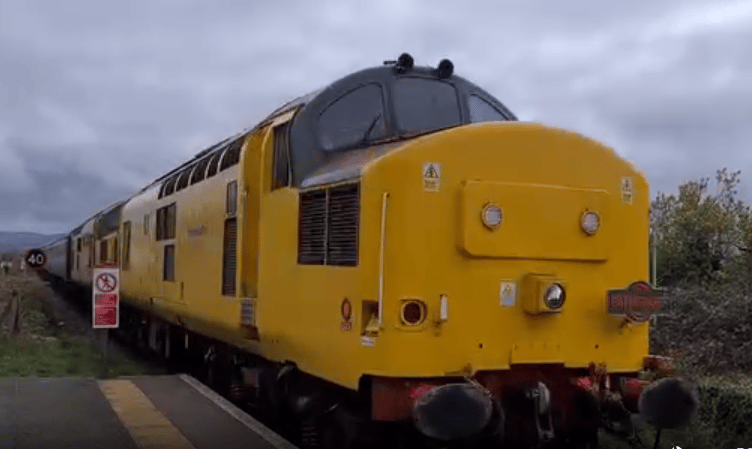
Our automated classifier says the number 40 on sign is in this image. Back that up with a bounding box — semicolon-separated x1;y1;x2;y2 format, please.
92;266;120;329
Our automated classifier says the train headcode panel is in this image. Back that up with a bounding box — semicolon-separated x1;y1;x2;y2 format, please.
92;266;120;328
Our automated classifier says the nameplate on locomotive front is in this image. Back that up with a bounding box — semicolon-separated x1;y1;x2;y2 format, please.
607;281;663;323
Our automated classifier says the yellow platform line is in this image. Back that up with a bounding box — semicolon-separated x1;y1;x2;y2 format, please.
99;379;196;449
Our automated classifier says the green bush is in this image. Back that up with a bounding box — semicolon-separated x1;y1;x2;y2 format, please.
651;168;751;287
695;376;752;448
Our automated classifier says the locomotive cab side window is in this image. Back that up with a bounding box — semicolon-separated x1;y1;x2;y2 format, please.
468;94;507;123
318;83;386;151
226;180;238;216
122;221;131;271
272;122;291;189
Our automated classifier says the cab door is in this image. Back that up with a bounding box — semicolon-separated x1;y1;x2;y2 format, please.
242;110;297;338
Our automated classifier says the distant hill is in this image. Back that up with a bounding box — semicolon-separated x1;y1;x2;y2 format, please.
0;232;65;254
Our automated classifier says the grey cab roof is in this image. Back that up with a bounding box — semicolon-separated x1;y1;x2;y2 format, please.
113;56;516;212
287;57;518;187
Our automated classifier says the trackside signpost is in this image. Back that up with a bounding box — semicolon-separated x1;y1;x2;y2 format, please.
93;265;120;328
93;265;119;376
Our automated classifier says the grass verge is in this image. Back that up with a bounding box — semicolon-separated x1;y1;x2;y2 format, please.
0;274;151;378
0;333;148;378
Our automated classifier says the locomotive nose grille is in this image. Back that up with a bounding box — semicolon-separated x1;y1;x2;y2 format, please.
298;183;360;266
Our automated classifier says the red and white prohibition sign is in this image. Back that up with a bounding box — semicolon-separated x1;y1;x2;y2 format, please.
96;273;117;293
92;266;120;329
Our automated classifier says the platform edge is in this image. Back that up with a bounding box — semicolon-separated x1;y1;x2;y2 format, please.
178;374;299;449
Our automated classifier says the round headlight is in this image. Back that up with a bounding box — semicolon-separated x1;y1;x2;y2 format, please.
581;211;600;235
544;284;566;310
481;204;503;230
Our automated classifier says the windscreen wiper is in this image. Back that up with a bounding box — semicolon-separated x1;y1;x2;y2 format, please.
360;114;381;144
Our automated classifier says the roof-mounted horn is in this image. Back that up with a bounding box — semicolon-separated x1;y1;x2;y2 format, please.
435;59;454;79
392;53;414;74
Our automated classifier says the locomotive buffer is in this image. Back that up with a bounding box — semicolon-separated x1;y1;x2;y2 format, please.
0;374;297;449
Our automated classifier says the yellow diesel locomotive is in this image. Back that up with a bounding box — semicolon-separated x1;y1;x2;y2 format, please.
40;54;693;448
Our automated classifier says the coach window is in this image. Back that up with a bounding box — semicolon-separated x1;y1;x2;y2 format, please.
468;94;507;123
393;78;461;134
207;149;223;178
191;155;211;185
166;203;176;240
156;208;163;240
164;174;179;196
176;166;193;192
155;203;176;241
318;83;386;151
100;240;108;264
220;138;242;171
77;238;82;252
143;213;149;235
163;244;175;281
156;208;164;240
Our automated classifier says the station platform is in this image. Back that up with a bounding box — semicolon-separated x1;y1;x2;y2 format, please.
0;374;298;449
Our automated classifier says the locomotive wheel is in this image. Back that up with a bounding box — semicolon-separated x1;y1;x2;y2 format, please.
204;353;233;397
549;433;598;449
321;423;352;449
299;416;322;449
320;408;356;449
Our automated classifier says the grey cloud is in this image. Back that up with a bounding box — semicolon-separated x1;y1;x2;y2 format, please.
0;0;750;233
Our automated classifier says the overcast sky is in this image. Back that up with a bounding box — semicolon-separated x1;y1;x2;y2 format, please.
1;0;750;234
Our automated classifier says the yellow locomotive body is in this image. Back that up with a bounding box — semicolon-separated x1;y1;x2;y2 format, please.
256;121;650;385
119;136;246;346
49;55;692;448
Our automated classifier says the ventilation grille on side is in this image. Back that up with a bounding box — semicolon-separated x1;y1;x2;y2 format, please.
298;190;327;264
222;218;238;295
298;183;359;266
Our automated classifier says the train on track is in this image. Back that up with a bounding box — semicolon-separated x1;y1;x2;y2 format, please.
38;54;694;448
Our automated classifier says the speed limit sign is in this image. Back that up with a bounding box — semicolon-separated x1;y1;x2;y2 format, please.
25;248;47;270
